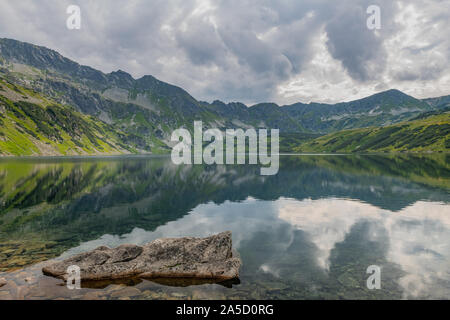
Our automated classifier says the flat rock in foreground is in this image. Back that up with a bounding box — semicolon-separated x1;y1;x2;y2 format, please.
42;231;241;282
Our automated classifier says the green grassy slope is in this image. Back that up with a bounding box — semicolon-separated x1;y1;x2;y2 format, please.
294;110;450;153
0;77;135;156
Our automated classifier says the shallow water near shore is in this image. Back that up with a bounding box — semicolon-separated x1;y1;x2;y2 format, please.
0;154;449;300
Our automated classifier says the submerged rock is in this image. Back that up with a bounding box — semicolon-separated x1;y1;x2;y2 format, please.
0;277;6;287
42;232;241;283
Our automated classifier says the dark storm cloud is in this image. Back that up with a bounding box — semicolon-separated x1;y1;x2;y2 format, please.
324;0;399;82
0;0;448;103
176;19;227;66
174;0;328;101
325;6;385;81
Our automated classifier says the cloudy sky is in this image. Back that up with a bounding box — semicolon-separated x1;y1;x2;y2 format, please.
0;0;449;105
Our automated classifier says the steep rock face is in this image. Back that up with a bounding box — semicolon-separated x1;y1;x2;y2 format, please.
42;231;241;282
0;38;108;86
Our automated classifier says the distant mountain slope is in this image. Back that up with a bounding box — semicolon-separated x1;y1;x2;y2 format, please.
0;76;134;156
295;109;450;153
202;88;439;134
202;100;306;132
282;89;435;133
422;94;450;110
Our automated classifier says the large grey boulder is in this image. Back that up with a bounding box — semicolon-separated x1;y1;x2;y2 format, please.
42;231;241;283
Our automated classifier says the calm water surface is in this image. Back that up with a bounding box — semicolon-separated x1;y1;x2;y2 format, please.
0;154;449;300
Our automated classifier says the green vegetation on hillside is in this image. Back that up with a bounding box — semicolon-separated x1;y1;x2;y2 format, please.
295;111;450;153
0;78;135;156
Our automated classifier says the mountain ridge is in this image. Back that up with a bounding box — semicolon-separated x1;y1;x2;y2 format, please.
0;37;449;155
2;38;443;108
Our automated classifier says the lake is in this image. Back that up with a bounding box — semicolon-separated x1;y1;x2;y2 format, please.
0;154;449;300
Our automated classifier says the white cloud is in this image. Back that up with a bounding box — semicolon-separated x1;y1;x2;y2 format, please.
277;198;450;298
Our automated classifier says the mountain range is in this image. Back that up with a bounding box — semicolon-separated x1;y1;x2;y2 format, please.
0;38;449;156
